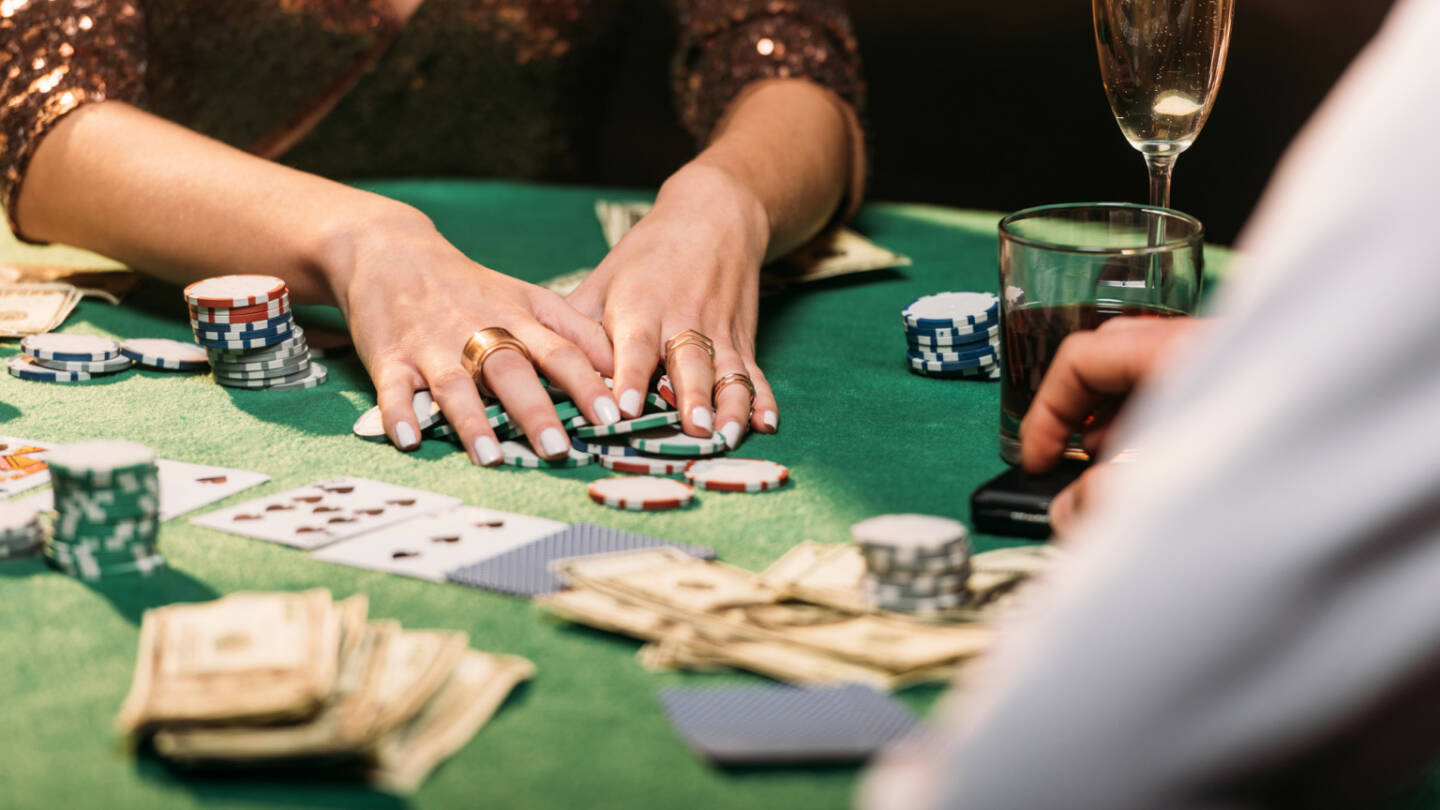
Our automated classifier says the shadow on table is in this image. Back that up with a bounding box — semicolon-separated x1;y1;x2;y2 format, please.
0;400;21;421
0;556;220;625
133;743;410;810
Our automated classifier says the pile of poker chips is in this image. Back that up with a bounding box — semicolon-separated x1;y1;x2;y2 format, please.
852;514;973;615
9;334;134;382
43;439;166;580
0;502;44;560
185;275;327;391
902;291;1001;381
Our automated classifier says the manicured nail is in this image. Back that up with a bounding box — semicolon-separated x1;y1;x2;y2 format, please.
619;388;643;418
720;421;742;450
394;422;418;450
762;410;778;432
594;395;621;426
539;427;568;457
691;406;713;431
474;436;502;466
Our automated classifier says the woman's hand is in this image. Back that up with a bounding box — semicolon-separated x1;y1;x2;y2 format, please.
324;209;621;464
566;165;780;448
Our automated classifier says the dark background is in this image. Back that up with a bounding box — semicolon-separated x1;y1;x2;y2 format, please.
592;0;1398;246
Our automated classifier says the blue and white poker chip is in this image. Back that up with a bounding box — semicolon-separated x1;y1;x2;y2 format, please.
193;327;297;351
902;291;999;329
189;312;294;336
19;333;120;363
120;338;211;371
32;353;133;374
908;353;998;373
907;343;999;365
905;322;1000;348
8;354;99;382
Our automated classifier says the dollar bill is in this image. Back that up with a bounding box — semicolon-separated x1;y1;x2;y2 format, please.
0;282;81;337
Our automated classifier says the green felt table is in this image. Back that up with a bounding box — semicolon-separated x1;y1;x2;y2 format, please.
0;180;1264;810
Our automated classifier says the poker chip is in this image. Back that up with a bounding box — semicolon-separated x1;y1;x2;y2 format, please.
0;502;43;560
908;354;997;373
20;333;121;363
31;352;133;374
44;439;164;580
906;344;998;364
626;425;727;457
863;568;970;598
189;295;291;323
214;367;314;388
190;312;294;336
852;513;972;572
264;362;328;391
194;328;297;351
598;453;688;475
656;374;676;408
646;392;672;412
119;339;210;371
352;392;442;439
183;275;287;308
911;364;1002;381
683;458;789;492
209;354;309;376
427;422;459;441
208;329;308;362
8;354;100;383
571;436;639;457
902;291;999;329
587;476;695;511
573;410;680;438
499;439;593;468
905;322;1000;347
864;586;968;614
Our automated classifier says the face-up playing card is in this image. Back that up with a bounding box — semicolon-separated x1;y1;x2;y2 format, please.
15;459;270;521
445;522;715;598
190;476;461;550
0;435;56;498
657;683;921;764
311;506;566;582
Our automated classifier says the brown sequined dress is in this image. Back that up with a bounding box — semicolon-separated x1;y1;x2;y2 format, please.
0;0;864;239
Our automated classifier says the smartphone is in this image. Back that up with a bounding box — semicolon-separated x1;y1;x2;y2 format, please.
969;460;1090;539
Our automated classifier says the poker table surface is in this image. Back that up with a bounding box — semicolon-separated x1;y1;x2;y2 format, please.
5;177;1377;810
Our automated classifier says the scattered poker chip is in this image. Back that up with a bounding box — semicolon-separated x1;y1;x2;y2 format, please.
908;354;997;373
627;425;728;458
31;353;133;374
20;333;121;363
902;291;999;329
587;476;695;511
551;401;583;423
683;458;790;493
598;453;688;475
352;391;442;441
188;295;291;323
183;274;288;308
427;421;459;441
8;354;100;383
656;374;676;408
409;391;445;431
264;361;328;391
571;436;639;457
119;339;210;371
646;392;672;412
352;406;389;442
499;439;593;468
573;410;681;438
906;344;999;365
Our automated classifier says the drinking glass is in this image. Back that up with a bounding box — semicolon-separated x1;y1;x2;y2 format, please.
997;203;1204;465
1093;0;1235;207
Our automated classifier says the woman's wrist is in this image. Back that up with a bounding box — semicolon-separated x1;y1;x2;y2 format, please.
654;162;772;268
310;196;438;312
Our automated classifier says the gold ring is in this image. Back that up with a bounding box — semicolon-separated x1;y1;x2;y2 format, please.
663;329;715;369
462;328;533;398
712;373;756;413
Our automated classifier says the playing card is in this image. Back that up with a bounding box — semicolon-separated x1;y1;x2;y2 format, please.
657;683;921;764
191;477;461;550
445;522;715;598
0;435;56;497
15;458;270;520
312;506;567;582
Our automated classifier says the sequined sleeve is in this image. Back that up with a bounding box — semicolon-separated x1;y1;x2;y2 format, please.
1;0;147;240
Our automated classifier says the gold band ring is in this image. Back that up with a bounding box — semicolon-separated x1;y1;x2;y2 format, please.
462;328;533;399
663;329;715;369
712;373;756;414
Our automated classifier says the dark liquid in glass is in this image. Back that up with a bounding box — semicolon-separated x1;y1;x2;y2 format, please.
1000;301;1188;434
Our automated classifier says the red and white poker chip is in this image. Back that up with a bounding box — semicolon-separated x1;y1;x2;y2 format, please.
655;374;676;407
189;294;291;323
598;453;687;475
683;457;790;492
587;476;694;511
184;275;288;309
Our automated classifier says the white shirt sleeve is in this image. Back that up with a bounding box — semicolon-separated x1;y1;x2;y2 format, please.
861;0;1440;807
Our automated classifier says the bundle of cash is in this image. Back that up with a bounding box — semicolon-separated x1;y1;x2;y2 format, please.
116;589;533;793
538;546;1015;691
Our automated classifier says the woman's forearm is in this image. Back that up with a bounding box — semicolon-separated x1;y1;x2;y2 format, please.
14;101;424;305
679;78;856;262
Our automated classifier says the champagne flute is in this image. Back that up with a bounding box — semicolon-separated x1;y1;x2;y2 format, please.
1093;0;1235;208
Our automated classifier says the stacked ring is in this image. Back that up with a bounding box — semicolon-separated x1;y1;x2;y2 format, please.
663;330;714;370
712;372;756;417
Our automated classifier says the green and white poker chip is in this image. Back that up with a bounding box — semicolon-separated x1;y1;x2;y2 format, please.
626;425;727;458
499;439;593;468
573;410;681;438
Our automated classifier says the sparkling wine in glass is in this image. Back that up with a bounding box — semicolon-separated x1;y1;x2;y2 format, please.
1093;0;1235;207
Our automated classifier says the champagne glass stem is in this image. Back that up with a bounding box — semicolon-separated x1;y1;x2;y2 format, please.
1144;152;1177;208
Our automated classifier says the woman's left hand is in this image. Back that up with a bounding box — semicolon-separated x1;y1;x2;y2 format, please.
566;164;781;449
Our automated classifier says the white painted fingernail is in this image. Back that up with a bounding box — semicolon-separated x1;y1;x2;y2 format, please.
762;410;778;431
619;388;643;418
594;395;621;426
721;421;742;450
691;406;713;431
539;427;568;457
394;422;418;449
474;436;501;466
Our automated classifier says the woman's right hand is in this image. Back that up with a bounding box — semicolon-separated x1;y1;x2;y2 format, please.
323;208;621;465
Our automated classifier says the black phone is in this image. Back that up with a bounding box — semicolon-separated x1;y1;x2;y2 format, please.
969;460;1090;539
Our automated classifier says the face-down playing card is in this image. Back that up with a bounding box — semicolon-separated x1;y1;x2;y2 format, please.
657;683;921;764
190;476;461;549
311;506;567;582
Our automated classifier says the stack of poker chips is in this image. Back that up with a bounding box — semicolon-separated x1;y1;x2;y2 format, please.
852;514;973;615
0;502;44;560
185;275;328;391
902;291;1001;380
44;439;166;580
8;334;133;383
